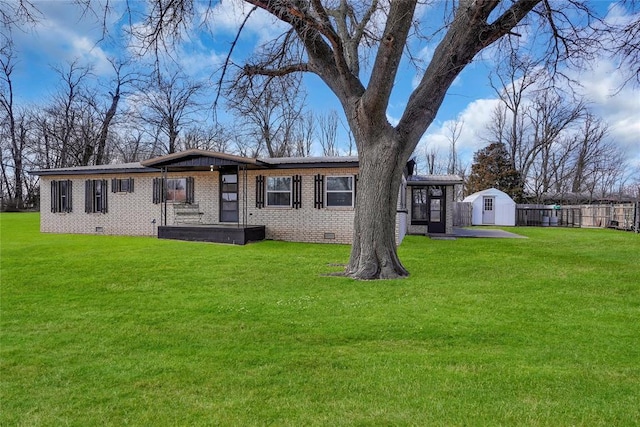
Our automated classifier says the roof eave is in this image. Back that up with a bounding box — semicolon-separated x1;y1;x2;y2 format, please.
29;165;156;176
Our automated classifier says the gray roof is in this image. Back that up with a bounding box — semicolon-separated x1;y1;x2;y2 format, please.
30;151;360;176
30;162;156;176
260;155;359;168
407;174;464;185
260;155;358;164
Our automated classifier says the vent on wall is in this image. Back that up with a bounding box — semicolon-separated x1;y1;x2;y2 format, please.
95;227;104;233
324;232;335;240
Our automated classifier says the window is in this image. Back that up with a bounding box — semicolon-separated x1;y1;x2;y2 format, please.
51;180;73;213
411;187;428;224
85;179;108;214
167;178;187;202
430;198;441;222
484;197;494;211
257;175;302;209
111;178;134;193
152;177;194;204
429;187;443;223
326;176;354;207
266;177;292;207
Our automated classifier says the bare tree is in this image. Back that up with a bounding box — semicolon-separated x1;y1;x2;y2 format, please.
424;147;441;175
611;2;640;85
570;113;609;193
92;58;138;164
295;111;315;157
444;119;464;175
0;41;26;208
525;90;586;192
487;63;626;203
112;126;147;163
181;124;234;153
46;61;93;167
85;0;640;279
233;0;551;279
341;117;356;156
0;0;40;42
485;51;589;199
487;53;544;189
226;72;306;158
318;109;339;156
136;69;205;154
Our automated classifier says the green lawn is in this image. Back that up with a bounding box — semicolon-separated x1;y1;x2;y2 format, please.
1;213;639;426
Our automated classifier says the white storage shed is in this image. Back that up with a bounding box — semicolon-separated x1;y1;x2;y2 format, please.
463;188;516;226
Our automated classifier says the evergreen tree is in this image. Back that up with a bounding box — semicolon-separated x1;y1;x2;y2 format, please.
466;143;523;201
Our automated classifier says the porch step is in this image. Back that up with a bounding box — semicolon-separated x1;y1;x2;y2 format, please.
158;225;265;245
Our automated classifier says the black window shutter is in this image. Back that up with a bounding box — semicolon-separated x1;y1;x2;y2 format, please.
66;180;72;212
101;179;108;213
292;175;302;209
85;180;93;213
354;174;359;206
51;180;59;213
152;178;164;204
256;175;264;208
186;177;195;204
128;177;134;193
111;178;117;193
314;174;324;209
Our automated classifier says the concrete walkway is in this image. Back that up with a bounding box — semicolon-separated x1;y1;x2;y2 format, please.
451;227;527;239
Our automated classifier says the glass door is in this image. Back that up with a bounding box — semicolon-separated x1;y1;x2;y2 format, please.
220;172;238;223
428;186;446;234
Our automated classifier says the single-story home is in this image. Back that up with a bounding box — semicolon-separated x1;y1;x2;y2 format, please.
462;187;516;226
33;149;462;244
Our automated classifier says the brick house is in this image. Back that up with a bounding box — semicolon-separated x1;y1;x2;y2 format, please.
33;149;461;244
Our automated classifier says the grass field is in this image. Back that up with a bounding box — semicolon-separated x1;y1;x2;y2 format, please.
1;213;639;426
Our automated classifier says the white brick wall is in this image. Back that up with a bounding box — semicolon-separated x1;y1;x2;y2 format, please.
42;168;406;245
41;173;160;236
243;168;358;244
40;169;423;244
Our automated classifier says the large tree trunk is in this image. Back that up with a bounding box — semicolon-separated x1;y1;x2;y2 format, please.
347;131;409;280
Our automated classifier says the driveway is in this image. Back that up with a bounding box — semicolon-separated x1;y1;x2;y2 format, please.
451;227;527;239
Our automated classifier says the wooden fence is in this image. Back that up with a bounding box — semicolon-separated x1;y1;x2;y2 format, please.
453;202;472;227
453;201;639;232
516;202;639;232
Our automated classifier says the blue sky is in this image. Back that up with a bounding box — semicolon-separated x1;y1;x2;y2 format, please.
8;0;640;173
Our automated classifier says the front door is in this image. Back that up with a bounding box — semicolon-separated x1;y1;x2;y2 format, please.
482;196;495;224
428;186;446;234
220;171;238;222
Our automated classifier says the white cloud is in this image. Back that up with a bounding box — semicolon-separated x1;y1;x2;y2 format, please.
30;2;114;72
572;58;640;166
205;0;287;44
419;98;501;165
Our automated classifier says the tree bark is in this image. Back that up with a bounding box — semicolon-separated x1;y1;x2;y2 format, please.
346;128;409;280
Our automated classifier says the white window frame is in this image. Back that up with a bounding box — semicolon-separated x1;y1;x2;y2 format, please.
93;180;105;212
166;178;187;202
266;176;292;207
325;175;354;207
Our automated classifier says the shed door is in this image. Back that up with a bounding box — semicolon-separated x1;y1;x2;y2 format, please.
482;196;495;224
